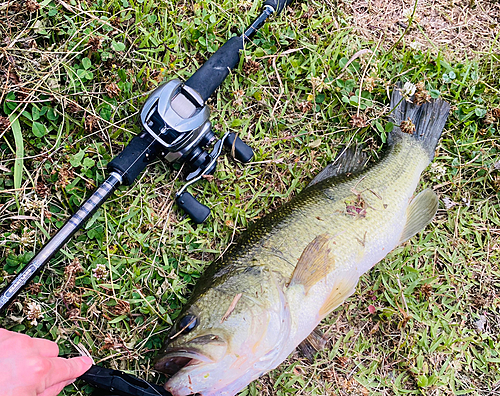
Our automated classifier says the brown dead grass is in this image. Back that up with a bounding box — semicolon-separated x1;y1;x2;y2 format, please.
340;0;500;59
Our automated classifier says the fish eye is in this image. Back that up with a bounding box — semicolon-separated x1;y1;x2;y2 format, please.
178;314;198;334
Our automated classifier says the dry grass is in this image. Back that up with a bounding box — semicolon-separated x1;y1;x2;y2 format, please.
340;0;500;59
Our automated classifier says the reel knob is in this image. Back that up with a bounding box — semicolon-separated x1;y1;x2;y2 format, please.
176;192;211;224
224;133;254;163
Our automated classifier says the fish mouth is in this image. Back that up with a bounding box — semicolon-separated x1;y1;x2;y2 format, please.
154;348;213;376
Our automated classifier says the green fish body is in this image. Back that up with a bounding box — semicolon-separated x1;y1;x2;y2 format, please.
154;86;450;396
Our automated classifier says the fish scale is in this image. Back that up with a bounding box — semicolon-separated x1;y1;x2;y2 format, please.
154;86;451;396
226;140;426;282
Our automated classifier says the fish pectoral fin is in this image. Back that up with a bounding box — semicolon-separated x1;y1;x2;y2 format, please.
297;327;328;362
318;270;359;319
288;234;336;294
399;188;439;244
307;146;369;188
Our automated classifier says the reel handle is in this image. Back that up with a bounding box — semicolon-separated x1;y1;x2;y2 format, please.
224;133;254;163
176;192;211;224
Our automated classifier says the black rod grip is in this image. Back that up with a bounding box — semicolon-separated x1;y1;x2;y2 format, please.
108;132;160;185
224;133;254;163
185;36;244;102
264;0;293;15
176;192;210;224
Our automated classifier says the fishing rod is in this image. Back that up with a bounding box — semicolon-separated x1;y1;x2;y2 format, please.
2;0;292;393
0;0;290;315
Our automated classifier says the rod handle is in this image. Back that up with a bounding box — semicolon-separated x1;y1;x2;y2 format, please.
185;36;244;103
264;0;293;15
107;132;160;185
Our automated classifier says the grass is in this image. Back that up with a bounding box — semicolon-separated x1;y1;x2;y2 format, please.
1;0;499;395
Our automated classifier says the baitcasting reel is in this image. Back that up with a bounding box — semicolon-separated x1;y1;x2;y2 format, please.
109;79;253;224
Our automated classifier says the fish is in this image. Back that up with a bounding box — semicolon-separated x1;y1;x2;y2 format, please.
154;84;451;396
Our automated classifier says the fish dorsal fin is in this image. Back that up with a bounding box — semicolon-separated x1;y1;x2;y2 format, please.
297;327;328;362
318;270;359;319
307;146;369;187
289;234;336;294
399;188;439;244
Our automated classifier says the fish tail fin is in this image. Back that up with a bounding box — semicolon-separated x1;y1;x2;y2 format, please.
389;83;450;161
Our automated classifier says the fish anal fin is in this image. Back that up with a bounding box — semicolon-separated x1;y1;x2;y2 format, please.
289;234;336;294
307;146;369;188
318;272;359;319
297;327;328;362
399;188;438;244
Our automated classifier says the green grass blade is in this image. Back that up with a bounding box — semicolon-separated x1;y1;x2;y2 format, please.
9;114;23;207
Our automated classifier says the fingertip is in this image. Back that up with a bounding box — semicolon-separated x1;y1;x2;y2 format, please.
46;356;93;388
67;356;93;377
79;356;94;369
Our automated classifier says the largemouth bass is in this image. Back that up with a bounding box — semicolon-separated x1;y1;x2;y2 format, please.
154;85;450;396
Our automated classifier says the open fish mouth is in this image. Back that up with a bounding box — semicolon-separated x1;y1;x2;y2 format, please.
154;348;213;376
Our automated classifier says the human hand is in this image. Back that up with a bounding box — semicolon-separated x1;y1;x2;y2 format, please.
0;328;93;396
